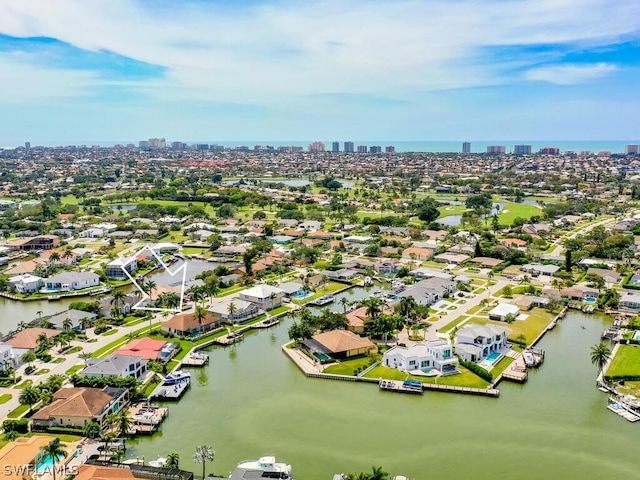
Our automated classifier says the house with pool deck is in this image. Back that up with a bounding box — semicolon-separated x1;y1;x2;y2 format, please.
454;324;508;363
383;339;459;376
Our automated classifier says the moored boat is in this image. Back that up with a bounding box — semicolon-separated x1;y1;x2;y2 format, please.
230;456;292;479
163;370;191;385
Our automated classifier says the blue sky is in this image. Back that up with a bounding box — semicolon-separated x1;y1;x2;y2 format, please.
0;0;638;145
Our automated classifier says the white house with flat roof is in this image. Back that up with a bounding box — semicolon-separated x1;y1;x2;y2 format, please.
455;324;508;362
383;340;459;376
8;274;42;293
45;271;100;292
619;292;640;313
488;303;520;322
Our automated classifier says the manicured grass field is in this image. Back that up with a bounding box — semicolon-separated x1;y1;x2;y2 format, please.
8;404;30;418
498;202;541;225
101;328;119;336
66;364;84;375
605;345;640;378
363;365;490;389
468;307;553;345
491;356;514;377
35;369;50;375
0;394;12;404
616;380;640;397
14;380;32;389
64;346;82;354
440;315;469;334
294;282;348;304
323;356;375;376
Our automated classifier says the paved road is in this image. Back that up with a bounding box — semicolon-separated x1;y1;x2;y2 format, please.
547;216;621;258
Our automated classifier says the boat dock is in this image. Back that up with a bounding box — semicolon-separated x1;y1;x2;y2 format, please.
379;379;423;395
150;377;191;400
523;348;545;368
607;396;640;423
181;351;209;367
127;403;169;435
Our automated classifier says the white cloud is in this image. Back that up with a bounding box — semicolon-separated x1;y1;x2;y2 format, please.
0;0;637;104
523;62;617;84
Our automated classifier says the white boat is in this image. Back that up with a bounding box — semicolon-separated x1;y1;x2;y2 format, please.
523;352;535;367
363;276;373;286
230;456;292;480
163;370;191;385
148;457;167;468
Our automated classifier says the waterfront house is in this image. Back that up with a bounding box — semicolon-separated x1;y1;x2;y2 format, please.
397;277;456;305
586;267;621;285
303;329;377;359
208;298;261;324
560;286;599;303
162;310;223;337
455;324;508;362
4;328;59;351
82;354;148;380
488;303;520;321
346;304;395;334
106;256;138;280
46;309;98;332
7;273;42;293
278;282;307;299
383;340;459;375
115;337;176;362
619;292;640;313
31;386;129;431
99;293;140;318
239;284;284;310
44;271;100;292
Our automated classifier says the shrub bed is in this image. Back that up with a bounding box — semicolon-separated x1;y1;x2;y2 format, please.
459;359;493;382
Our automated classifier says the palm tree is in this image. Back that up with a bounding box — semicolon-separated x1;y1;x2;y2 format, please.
49;252;61;265
19;385;40;413
194;305;208;329
340;296;350;314
21;351;36;370
188;285;206;306
62;318;73;333
165;452;180;469
395;296;416;320
111;290;127;318
227;300;237;323
193;445;215;480
36;333;51;352
590;341;612;376
39;438;67;480
79;316;92;332
144;280;156;298
116;407;132;437
79;351;93;365
361;298;383;319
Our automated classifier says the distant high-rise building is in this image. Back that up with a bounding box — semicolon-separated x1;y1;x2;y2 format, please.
344;141;354;153
308;141;325;152
171;141;187;149
486;145;506;154
462;142;471;153
24;141;31;151
514;144;532;155
196;144;209;151
539;147;560;155
332;142;340;152
357;145;368;153
625;144;640;155
139;140;150;148
126;143;135;148
370;146;382;154
385;146;395;154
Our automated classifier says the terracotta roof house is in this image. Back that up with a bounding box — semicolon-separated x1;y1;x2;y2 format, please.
501;238;528;248
401;246;434;261
303;330;377;359
31;387;129;430
469;257;504;268
162;311;225;337
0;436;53;480
74;465;136;480
114;337;176;362
346;305;394;334
4;328;59;351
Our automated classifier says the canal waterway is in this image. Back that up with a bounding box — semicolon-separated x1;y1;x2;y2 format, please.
127;311;640;480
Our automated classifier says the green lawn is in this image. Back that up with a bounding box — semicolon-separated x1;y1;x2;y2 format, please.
470;307;553;345
498;202;541;224
268;306;290;316
66;364;84;375
0;394;12;404
8;404;30;418
438;205;468;218
14;380;33;389
91;322;161;358
64;346;82;354
182;246;209;254
294;282;348;304
35;369;50;375
491;356;514;377
363;365;490;389
323;356;375;376
101;328;119;336
440;315;469;334
606;345;640;378
141;376;162;398
616;380;640;397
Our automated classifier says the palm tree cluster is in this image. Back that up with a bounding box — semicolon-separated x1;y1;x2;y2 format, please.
288;307;349;342
18;374;66;413
343;466;390;480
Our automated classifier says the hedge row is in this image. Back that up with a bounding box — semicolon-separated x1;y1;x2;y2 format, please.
460;359;493;382
3;418;29;433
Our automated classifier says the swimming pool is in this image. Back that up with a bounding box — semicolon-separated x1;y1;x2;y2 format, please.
485;352;501;363
313;352;331;362
585;298;597;304
634;331;640;341
36;456;54;474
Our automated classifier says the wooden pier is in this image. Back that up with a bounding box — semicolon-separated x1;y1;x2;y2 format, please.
379;379;423;395
180;351;209;367
150;378;191;400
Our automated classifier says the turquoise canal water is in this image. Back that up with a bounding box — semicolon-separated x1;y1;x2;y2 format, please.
127;311;640;480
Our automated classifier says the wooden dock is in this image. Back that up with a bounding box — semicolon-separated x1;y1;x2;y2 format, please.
150;378;191;400
379;379;423;394
181;351;209;367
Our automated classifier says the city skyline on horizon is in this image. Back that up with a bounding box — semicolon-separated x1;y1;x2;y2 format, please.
0;1;638;143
